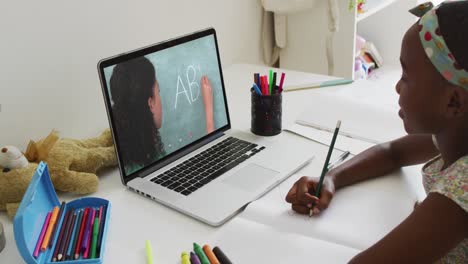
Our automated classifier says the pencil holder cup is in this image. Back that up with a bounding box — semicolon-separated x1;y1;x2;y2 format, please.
251;88;282;136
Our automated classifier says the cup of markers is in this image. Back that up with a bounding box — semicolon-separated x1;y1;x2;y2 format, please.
250;70;285;136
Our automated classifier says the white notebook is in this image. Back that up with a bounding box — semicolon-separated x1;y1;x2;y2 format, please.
238;169;418;251
292;93;405;144
213;218;359;263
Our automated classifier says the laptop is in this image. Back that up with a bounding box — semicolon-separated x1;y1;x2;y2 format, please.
97;28;312;226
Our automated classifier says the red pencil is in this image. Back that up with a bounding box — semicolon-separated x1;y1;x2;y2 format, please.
74;208;89;259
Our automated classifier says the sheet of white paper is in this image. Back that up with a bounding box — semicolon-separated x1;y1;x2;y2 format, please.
212;218;360;263
240;167;419;250
295;94;406;143
285;123;375;155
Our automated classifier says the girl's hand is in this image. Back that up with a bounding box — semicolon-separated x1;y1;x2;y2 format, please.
285;175;336;215
201;75;214;133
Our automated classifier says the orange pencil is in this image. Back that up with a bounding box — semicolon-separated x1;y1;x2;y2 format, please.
41;206;59;251
203;244;220;264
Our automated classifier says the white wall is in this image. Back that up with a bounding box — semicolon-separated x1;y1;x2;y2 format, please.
0;0;264;149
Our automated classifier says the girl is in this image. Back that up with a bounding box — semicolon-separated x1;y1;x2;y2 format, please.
285;1;468;263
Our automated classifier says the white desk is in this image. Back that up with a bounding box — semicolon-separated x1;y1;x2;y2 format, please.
0;64;425;263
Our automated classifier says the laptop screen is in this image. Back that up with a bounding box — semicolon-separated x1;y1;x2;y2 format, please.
100;30;230;178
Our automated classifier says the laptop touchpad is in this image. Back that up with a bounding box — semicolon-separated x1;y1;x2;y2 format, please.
222;164;279;192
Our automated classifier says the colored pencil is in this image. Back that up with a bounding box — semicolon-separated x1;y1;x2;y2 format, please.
41;206;58;251
66;210;82;260
90;216;100;258
33;212;51;258
69;209;84;260
48;201;65;248
311;120;341;217
75;207;89;259
83;208;96;258
96;205;107;257
52;209;71;262
58;209;75;261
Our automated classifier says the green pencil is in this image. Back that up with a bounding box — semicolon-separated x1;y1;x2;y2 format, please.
311;120;341;216
90;216;99;258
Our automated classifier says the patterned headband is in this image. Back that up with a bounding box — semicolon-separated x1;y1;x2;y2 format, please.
409;1;468;90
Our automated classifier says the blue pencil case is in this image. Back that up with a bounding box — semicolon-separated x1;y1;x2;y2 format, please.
14;162;110;264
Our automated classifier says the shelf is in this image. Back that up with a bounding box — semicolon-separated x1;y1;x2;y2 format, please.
356;0;399;22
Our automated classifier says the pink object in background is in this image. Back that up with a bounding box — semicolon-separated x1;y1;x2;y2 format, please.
355;35;366;56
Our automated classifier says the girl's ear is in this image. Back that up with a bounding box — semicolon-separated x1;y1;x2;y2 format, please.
446;86;468;118
148;97;155;114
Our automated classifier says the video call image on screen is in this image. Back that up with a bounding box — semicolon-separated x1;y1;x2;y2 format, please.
103;35;229;176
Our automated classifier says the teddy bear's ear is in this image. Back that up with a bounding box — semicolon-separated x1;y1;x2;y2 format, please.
37;130;59;161
25;140;38;162
25;130;60;162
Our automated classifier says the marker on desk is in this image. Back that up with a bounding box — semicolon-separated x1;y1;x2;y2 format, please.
278;72;286;93
310;120;341;217
203;244;220;264
213;246;233;264
190;251;202;264
41;206;59;251
193;242;210;264
146;240;154;264
181;251;191;264
33;212;51;258
252;83;262;96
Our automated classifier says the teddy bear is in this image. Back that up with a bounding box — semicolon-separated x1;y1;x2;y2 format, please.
0;129;117;218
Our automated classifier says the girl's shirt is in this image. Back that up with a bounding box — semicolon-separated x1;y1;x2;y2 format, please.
422;155;468;263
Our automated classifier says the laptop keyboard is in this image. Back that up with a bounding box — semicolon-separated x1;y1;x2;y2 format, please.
150;137;265;196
